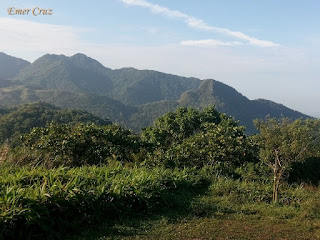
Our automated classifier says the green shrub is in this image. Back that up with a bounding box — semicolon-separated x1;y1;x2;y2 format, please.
14;122;138;167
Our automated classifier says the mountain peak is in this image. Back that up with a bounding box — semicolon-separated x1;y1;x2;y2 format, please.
71;53;88;58
14;53;113;94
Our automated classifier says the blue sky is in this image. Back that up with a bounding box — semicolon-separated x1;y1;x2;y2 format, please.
0;0;319;116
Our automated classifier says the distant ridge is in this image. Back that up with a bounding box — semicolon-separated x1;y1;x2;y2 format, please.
179;79;309;132
0;52;311;133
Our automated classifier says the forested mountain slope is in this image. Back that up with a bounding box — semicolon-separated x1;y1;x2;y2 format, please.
179;79;309;132
0;52;311;133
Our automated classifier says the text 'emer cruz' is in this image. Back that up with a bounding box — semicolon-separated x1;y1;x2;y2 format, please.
8;7;53;16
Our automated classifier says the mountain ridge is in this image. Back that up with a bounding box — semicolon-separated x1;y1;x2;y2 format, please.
0;52;311;133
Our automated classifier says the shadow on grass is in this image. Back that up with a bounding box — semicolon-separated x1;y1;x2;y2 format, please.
66;184;212;240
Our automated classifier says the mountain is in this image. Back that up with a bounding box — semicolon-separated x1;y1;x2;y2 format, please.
179;79;309;132
0;52;311;133
106;68;201;105
0;52;30;79
0;79;19;88
15;53;201;105
14;53;113;95
0;85;134;123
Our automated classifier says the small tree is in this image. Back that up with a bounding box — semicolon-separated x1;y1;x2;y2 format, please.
254;118;320;203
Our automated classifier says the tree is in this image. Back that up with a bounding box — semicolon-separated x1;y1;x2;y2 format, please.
254;118;320;203
165;118;252;170
142;106;255;169
141;106;221;148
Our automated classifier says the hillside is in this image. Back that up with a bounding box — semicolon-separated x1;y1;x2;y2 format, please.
14;54;201;105
0;52;312;133
179;79;309;132
14;54;113;95
0;86;134;123
106;68;201;105
0;52;30;79
0;102;111;145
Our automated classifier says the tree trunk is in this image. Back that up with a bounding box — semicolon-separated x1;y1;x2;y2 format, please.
272;150;283;203
273;170;282;203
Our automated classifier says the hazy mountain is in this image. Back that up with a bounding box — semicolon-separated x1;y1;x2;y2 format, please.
14;53;201;105
0;79;19;88
0;86;134;123
14;53;113;95
107;68;201;105
179;79;309;132
0;52;312;133
126;100;180;130
0;52;30;79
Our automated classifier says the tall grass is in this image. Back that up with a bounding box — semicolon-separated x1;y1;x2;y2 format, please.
0;164;209;239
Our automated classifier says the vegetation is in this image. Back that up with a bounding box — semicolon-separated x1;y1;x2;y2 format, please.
19;122;137;167
254;118;320;202
1;51;319;239
179;79;309;133
0;102;111;146
0;164;209;239
0;90;319;239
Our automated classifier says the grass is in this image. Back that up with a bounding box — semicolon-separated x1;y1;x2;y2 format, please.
2;163;320;239
68;208;320;240
68;177;320;240
0;164;209;239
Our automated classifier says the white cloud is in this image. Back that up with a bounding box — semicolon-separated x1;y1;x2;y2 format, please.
0;17;95;57
181;39;243;47
120;0;280;48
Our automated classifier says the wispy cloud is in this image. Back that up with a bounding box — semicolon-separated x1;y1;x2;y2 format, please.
181;39;243;47
121;0;280;48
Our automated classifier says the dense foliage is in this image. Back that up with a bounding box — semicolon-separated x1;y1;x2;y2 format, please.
141;107;256;170
18;123;138;167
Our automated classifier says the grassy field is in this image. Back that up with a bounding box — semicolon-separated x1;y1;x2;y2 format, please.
69;178;320;240
2;164;320;239
83;216;320;240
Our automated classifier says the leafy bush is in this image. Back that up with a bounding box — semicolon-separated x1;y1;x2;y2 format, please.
14;122;138;167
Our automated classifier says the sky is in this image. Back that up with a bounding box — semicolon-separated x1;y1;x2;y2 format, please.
0;0;319;117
